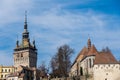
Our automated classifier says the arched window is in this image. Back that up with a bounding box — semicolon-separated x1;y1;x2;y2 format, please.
89;59;91;68
80;67;83;75
9;69;10;72
5;69;7;72
1;75;3;78
93;59;94;64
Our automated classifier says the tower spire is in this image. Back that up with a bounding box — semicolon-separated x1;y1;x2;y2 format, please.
87;35;91;50
24;11;27;30
22;11;29;40
16;35;19;48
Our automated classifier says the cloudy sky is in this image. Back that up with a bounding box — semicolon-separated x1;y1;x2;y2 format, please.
0;0;120;66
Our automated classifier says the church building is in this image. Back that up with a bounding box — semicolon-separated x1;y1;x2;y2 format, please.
70;38;120;80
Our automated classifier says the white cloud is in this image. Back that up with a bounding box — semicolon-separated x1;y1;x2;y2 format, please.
0;0;33;25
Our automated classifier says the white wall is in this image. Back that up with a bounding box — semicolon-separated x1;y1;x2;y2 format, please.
79;56;95;75
7;76;18;80
93;64;120;80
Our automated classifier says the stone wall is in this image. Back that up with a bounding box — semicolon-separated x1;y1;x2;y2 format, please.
93;64;120;80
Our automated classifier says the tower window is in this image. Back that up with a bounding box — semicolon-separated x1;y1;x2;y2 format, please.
21;53;23;57
9;69;10;72
1;75;3;78
106;73;108;75
17;54;19;57
5;69;7;72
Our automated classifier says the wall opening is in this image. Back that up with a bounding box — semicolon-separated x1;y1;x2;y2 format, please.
80;67;83;76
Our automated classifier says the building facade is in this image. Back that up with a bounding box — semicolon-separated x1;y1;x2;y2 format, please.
93;64;120;80
93;51;120;80
13;13;37;68
0;66;14;80
7;65;34;80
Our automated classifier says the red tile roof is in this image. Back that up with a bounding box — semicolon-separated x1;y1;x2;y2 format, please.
71;39;118;67
94;52;118;64
75;44;98;61
87;45;98;56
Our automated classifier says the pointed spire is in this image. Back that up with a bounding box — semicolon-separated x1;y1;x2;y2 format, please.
33;39;36;49
87;35;91;50
23;11;29;38
16;35;19;47
24;11;27;31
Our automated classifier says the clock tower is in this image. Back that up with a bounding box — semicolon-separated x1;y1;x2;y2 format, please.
13;12;37;68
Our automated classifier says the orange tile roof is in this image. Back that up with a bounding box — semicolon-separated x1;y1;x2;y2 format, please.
94;52;118;64
87;45;98;56
75;44;98;61
71;38;118;67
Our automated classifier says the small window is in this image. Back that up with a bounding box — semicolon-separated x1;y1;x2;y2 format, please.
106;73;108;75
101;67;103;69
89;59;92;68
21;53;23;57
2;69;3;72
9;69;10;72
1;75;3;78
5;69;7;72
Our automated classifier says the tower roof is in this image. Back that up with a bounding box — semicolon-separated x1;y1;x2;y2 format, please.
24;11;27;30
14;11;37;51
87;37;91;50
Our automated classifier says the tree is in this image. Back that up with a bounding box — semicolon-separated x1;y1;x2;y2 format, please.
50;44;74;78
38;62;48;78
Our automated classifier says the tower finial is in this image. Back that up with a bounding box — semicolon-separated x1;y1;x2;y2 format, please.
87;34;91;50
16;35;19;47
33;37;36;49
24;11;27;30
23;11;29;39
25;11;27;24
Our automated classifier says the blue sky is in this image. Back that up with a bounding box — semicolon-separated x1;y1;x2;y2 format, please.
0;0;120;67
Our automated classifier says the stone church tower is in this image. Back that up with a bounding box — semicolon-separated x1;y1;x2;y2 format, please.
13;12;37;68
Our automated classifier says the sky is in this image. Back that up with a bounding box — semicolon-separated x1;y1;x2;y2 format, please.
0;0;120;67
